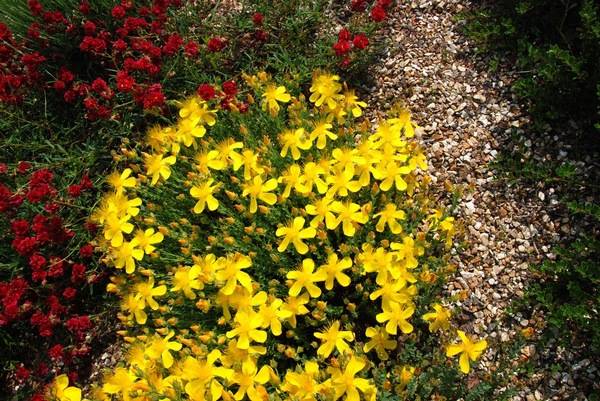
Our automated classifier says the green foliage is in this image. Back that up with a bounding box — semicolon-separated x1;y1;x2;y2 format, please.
463;0;600;134
526;236;600;352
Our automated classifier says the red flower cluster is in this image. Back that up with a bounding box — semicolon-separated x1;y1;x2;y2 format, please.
0;0;190;118
332;28;371;67
349;0;393;22
0;164;103;396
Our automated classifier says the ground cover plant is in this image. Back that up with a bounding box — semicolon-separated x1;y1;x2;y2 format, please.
0;162;108;400
54;70;498;401
0;0;400;399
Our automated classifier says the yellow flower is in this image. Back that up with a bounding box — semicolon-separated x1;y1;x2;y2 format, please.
215;138;243;166
342;89;367;117
241;175;278;213
262;84;291;115
286;258;326;298
374;203;406;234
328;200;369;237
326;167;361;198
372;161;411;191
112;239;144;274
389;109;415;138
309;121;337;149
182;350;233;401
102;367;137;399
258;297;285;336
305;196;336;228
278;164;303;199
390;236;424;269
281;361;322;401
298;162;328;195
107;168;136;193
195;148;227;174
134;228;164;254
121;293;147;324
328;355;374;401
134;276;167;310
226;310;267;349
396;366;415;391
376;302;415;335
231;149;265;180
176;116;206;147
276;216;316;254
314;320;354;358
363;326;397;360
145;331;182;368
309;72;342;110
316;253;352;290
103;212;134;247
422;304;451;332
50;374;81;401
279;293;310;328
190;179;220;213
279;128;311;160
369;280;415;310
171;265;203;299
231;360;272;401
446;330;487;374
215;253;253;295
145;153;177;185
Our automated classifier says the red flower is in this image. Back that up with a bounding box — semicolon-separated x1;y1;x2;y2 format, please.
80;36;107;54
82;21;96;35
79;1;90;14
91;78;108;93
163;33;183;56
27;0;43;16
113;39;128;53
17;161;31;174
80;174;93;190
116;70;135;93
68;184;82;197
44;202;60;213
15;365;30;382
333;40;351;56
338;28;351;41
48;257;64;278
197;84;216;100
184;41;199;58
48;344;63;361
0;163;7;174
351;0;367;11
29;253;46;270
352;33;369;49
71;263;86;283
63;287;77;300
53;80;66;91
252;12;264;26
370;6;387;22
254;29;268;42
222;80;237;96
112;5;126;19
79;244;94;258
207;37;225;52
377;0;393;8
27;23;41;40
13;237;38;256
139;84;165;110
66;315;91;340
11;219;29;236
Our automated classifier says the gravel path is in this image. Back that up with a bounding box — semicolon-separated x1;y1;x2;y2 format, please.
362;1;597;400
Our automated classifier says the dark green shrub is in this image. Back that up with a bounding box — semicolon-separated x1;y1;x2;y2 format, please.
464;0;600;134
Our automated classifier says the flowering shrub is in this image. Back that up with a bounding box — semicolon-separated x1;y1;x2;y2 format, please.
0;163;105;400
0;0;387;125
49;71;489;401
